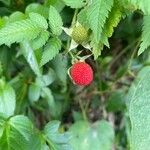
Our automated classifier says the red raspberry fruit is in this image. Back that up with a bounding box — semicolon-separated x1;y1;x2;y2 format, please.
70;62;93;86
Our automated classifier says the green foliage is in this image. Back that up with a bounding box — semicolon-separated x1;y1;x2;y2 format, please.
86;0;113;43
0;19;41;46
62;0;85;8
0;115;34;150
40;38;61;66
127;66;150;150
44;121;72;150
0;0;149;150
129;0;150;15
49;6;63;36
69;120;114;150
138;16;150;55
0;79;16;117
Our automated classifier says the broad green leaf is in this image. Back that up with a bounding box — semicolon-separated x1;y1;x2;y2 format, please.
0;79;16;117
9;11;27;23
26;3;49;19
138;16;150;55
44;121;72;150
21;41;41;76
28;83;41;102
40;38;61;66
0;19;41;46
77;8;90;29
86;0;113;43
128;66;150;150
30;31;49;50
44;0;65;12
69;120;114;150
62;0;85;8
0;115;34;150
36;68;56;87
49;6;63;35
29;12;48;29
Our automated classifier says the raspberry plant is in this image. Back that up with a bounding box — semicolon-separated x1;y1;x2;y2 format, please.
0;0;150;150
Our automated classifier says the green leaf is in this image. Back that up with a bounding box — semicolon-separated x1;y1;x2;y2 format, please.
21;41;41;76
49;6;63;35
129;0;150;15
77;8;90;29
0;114;7;138
36;68;56;87
0;79;16;117
138;16;150;55
0;115;34;150
28;83;41;102
62;0;85;8
26;3;49;19
69;120;114;150
0;19;41;46
90;39;104;59
127;66;150;150
44;120;72;150
101;1;122;47
29;12;48;29
30;31;49;50
40;38;61;66
9;11;27;23
44;0;65;12
86;0;113;43
52;54;68;86
41;87;55;111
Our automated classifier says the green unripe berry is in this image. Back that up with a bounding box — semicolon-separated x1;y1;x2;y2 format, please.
71;25;88;44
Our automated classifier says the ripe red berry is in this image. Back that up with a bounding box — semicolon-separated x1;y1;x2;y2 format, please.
70;62;93;86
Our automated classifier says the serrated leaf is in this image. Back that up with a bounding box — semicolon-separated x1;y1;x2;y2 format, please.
26;3;49;19
30;31;49;50
62;0;85;8
91;39;104;59
40;38;61;66
138;16;150;55
49;6;63;35
77;8;90;29
21;41;41;76
87;0;113;43
101;1;122;47
29;12;48;29
44;0;65;12
0;115;34;150
69;120;114;150
9;11;27;23
127;66;150;150
0;19;41;46
0;79;16;117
